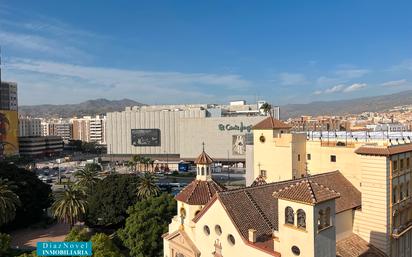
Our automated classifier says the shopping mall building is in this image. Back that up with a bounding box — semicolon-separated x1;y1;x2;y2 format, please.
105;100;278;162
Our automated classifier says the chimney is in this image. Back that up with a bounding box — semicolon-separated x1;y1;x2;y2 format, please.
248;228;257;243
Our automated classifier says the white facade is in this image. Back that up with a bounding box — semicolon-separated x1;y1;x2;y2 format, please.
106;101;271;160
19;117;42;137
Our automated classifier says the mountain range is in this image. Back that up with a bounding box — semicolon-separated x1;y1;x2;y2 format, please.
280;90;412;118
19;90;412;118
19;98;144;118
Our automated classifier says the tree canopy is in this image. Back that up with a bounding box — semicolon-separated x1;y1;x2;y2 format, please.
0;179;21;226
117;193;176;257
87;175;139;227
0;163;52;230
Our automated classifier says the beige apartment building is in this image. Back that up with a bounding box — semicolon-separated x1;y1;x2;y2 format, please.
164;117;412;257
71;115;106;144
249;117;412;256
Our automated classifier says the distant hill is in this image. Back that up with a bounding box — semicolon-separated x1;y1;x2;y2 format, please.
281;90;412;118
19;98;144;118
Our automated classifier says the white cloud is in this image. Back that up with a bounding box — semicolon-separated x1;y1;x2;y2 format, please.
334;68;369;79
324;84;345;94
342;83;367;92
5;58;251;105
314;83;367;95
381;79;408;87
278;72;307;86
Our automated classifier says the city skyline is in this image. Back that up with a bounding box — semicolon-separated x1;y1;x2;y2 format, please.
1;1;412;106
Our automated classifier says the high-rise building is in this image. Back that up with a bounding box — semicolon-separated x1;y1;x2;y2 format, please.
0;81;19;158
71;115;106;144
0;81;18;111
19;117;42;137
47;120;72;141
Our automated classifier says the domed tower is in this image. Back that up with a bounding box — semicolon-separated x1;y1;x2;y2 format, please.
174;144;225;230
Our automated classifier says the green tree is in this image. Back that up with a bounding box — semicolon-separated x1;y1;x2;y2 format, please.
0;163;51;230
0;179;21;226
90;233;124;257
75;164;100;193
136;172;160;200
87;175;139;227
0;233;11;255
52;184;87;227
65;227;90;242
118;193;176;257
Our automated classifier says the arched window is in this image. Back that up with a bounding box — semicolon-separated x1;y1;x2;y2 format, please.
285;207;294;225
325;207;331;227
297;209;306;229
318;209;325;229
201;167;205;175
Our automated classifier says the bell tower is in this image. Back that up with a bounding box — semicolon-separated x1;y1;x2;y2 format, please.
195;142;213;181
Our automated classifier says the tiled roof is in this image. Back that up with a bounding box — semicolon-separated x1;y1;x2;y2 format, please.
194;150;214;164
273;179;340;205
175;179;225;205
251;175;267;187
207;171;360;247
355;143;412;156
336;234;388;257
252;117;292;130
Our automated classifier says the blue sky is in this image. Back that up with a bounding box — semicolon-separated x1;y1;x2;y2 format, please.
1;0;412;106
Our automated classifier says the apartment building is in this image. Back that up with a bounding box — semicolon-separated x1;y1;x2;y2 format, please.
248;117;412;256
19;117;42;137
72;115;106;144
0;81;18;111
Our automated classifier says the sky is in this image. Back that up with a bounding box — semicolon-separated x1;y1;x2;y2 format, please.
0;0;412;106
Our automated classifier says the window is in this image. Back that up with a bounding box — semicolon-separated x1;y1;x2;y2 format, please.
260;170;267;178
393;186;398;204
401;159;404;170
215;225;222;235
197;167;200;175
227;234;235;246
203;225;210;236
201;167;205;175
318;210;325;230
393;160;398;171
407;181;410;198
285;206;294;225
407;158;410;169
291;246;301;256
400;184;404;200
325;207;331;227
297;209;306;229
330;155;336;162
307;154;311;160
298;154;301;162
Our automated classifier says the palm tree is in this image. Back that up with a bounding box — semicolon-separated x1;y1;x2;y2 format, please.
131;155;141;172
260;102;273;117
136;172;160;199
52;183;87;227
0;178;20;226
74;165;100;192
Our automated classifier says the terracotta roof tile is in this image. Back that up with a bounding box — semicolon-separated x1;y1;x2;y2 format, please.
251;175;267;187
252;117;292;130
273;179;340;205
212;171;360;246
194;151;214;165
175;179;225;205
355;143;412;156
336;234;388;257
